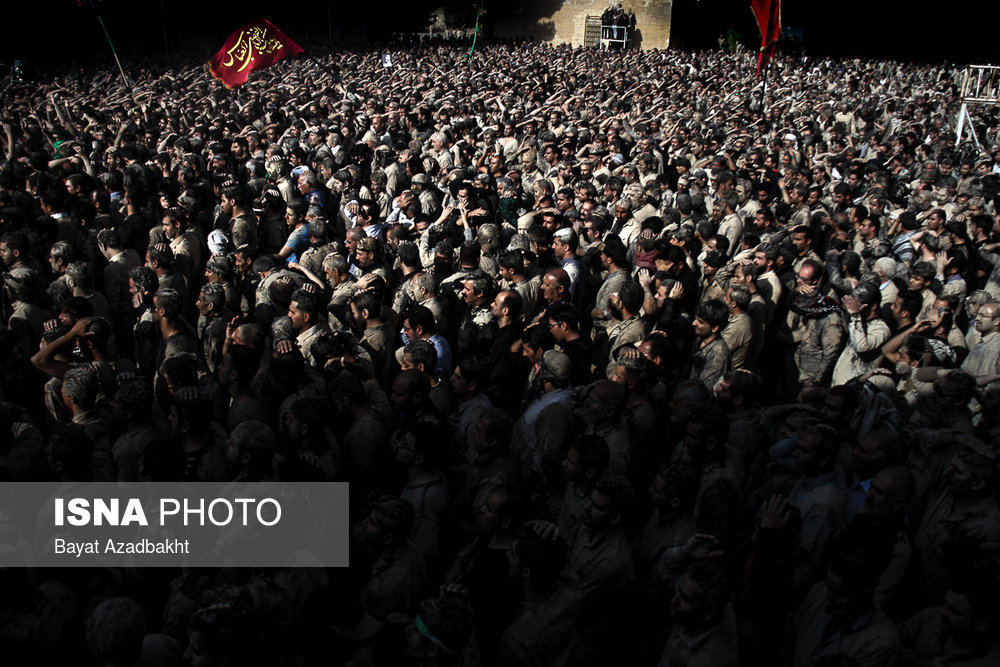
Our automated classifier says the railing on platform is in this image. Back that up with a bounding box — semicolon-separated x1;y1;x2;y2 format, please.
413;27;475;42
956;65;1000;148
960;65;1000;104
599;25;631;51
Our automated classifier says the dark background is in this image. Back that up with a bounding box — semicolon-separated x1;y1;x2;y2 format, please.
2;0;998;72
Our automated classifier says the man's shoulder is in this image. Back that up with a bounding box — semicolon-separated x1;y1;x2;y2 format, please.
726;313;753;332
601;269;628;287
333;275;358;293
817;308;846;325
704;336;731;354
468;306;496;326
866;318;891;334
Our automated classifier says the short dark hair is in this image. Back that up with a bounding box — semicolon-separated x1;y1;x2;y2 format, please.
289;396;328;435
350;290;381;318
401;420;447;469
688;404;730;445
291;289;319;322
1;231;29;255
287;198;309;216
802;420;841;463
666;245;687;266
154;288;183;320
547;302;579;330
513;525;569;586
160;353;201;392
96;228;122;249
225;344;261;384
499;248;525;273
83;317;113;350
658;461;700;511
527;225;553;248
572;434;610;477
459;240;481;267
330;370;367;405
826;543;881;595
463;272;494;301
161;207;187;231
790;224;812;240
403;338;438;373
684;561;730;617
910;260;936;280
62;296;94;320
895;289;923;320
357;199;380;223
602;235;628;267
222;183;252;207
404;304;437;334
899;212;920;231
618;279;644;314
147;244;174;269
478;407;513;447
721;369;762;403
129;265;159;294
522;322;555;352
371;495;414;549
397;241;419;269
593;475;635;516
171;389;213;437
696;299;730;331
455;352;490;389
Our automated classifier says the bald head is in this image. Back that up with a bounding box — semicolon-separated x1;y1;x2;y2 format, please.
583;380;627;427
865;466;915;517
391;369;430;413
541;268;571;304
494;290;522;321
592;380;627;412
546;267;570;287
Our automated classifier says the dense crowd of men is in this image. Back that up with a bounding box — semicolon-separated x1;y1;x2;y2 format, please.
2;37;1000;666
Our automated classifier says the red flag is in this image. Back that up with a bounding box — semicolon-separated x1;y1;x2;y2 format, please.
208;20;303;89
751;0;781;76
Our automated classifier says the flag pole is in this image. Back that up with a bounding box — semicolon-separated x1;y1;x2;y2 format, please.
88;0;131;92
762;57;769;116
466;1;483;59
751;0;780;115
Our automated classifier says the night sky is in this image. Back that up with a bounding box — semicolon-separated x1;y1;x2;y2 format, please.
3;0;998;71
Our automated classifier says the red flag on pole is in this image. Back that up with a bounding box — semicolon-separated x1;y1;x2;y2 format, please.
751;0;781;76
208;20;303;89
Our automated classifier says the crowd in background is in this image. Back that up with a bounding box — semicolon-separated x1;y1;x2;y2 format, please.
2;39;1000;666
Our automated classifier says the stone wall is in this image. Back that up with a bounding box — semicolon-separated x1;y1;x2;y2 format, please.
492;0;673;50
